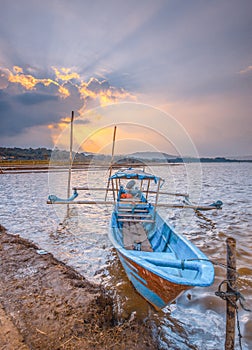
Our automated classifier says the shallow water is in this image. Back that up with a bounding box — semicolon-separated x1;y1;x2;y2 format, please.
0;163;251;349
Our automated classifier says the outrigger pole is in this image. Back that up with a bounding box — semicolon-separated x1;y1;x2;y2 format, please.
47;198;222;211
105;125;117;201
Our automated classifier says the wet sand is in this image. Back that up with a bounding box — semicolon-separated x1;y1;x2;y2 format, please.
0;225;157;349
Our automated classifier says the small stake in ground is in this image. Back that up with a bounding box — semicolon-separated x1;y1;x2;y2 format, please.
225;237;236;350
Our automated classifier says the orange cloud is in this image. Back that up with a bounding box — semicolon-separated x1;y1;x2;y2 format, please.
13;66;23;74
52;66;80;81
58;85;70;98
78;77;136;108
79;82;97;99
48;116;71;130
6;66;135;104
8;71;38;89
7;66;70;98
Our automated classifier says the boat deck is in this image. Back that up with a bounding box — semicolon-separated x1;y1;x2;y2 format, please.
122;222;153;252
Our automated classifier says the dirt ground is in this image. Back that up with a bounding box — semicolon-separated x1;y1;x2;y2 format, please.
0;225;158;350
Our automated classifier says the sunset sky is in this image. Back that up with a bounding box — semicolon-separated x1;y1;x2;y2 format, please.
0;0;251;156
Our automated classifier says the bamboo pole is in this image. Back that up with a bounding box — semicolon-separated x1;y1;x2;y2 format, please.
47;200;116;205
105;126;117;200
67;111;74;198
74;186;188;197
155;203;221;210
146;179;151;201
73;187;114;191
225;237;237;350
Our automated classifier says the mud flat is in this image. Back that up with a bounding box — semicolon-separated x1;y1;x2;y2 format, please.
0;225;157;349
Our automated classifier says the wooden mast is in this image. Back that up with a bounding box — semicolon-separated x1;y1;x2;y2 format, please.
105;126;117;201
67;111;74;198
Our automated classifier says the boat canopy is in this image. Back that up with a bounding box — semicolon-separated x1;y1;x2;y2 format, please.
110;168;163;184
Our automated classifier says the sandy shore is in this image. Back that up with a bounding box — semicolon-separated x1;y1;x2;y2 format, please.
0;225;158;349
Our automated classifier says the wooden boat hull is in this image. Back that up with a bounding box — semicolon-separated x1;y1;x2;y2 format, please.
109;209;214;309
117;250;190;309
106;168;215;309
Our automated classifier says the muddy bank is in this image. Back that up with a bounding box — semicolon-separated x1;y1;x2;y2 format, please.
0;225;158;349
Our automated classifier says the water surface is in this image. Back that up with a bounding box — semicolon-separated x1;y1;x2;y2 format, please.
0;163;251;349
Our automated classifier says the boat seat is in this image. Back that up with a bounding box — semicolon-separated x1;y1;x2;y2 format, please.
123;222;153;252
118;213;151;218
117;208;149;213
119;198;143;203
118;218;155;223
117;201;148;208
117;210;154;223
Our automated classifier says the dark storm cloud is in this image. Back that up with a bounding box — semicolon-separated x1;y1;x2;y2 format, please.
14;92;59;105
0;91;11;112
0;81;82;137
0;96;57;137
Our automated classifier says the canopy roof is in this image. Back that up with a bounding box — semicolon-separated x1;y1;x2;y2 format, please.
110;168;162;183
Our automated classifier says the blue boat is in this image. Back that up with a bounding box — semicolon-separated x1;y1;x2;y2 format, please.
48;166;221;310
108;168;215;309
47;123;222;309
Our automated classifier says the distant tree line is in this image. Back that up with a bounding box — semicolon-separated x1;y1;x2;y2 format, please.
0;147;251;163
0;147;52;160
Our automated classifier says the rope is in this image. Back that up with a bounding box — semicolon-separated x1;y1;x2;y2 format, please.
215;280;251;312
215;279;251;350
184;258;251;350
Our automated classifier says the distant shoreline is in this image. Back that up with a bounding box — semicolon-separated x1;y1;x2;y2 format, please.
0;159;251;175
1;147;252;166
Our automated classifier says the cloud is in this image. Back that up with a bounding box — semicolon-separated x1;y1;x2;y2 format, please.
0;68;10;89
13;66;23;74
52;67;80;82
239;65;252;74
87;78;110;93
14;92;59;105
0;91;11;112
78;77;136;109
6;66;70;98
0;65;136;145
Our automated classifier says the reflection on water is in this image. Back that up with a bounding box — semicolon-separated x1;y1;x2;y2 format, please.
0;163;251;349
